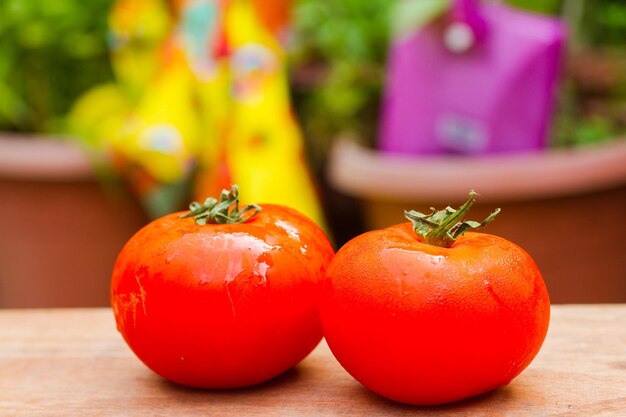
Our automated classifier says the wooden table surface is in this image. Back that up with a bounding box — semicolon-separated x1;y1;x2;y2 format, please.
1;306;625;416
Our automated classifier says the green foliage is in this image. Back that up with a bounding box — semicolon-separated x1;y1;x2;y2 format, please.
581;0;626;46
0;0;114;133
506;0;562;15
290;0;391;164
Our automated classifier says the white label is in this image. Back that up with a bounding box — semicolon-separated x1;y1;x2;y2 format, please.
444;22;475;53
435;114;489;153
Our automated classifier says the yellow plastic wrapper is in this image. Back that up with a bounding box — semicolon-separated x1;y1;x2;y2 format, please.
196;0;326;227
69;0;326;226
108;0;173;101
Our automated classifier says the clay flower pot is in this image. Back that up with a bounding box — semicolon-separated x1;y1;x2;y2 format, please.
327;138;626;303
0;134;147;307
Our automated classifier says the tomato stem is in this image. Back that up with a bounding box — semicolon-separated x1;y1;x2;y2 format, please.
180;185;261;225
404;192;500;248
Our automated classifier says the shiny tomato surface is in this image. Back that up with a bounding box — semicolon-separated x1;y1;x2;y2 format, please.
321;223;550;405
112;204;334;388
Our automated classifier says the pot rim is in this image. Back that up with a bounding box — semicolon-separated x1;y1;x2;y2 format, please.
0;133;95;182
327;138;626;202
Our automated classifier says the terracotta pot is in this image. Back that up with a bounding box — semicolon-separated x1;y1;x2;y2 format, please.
0;134;148;308
327;139;626;304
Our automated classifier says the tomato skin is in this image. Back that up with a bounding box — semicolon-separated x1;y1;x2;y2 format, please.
111;204;334;388
321;223;550;406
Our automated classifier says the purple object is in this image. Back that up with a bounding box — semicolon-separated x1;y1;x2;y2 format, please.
378;0;566;155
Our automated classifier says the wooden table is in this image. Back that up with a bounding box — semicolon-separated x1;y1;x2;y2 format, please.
1;306;625;416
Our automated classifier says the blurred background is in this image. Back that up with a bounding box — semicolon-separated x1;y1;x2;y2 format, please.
0;0;624;308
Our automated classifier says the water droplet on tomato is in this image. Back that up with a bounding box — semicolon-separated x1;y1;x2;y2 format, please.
197;272;210;286
255;261;269;285
429;255;445;265
275;219;301;242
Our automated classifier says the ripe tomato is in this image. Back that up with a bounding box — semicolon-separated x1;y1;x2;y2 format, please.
321;193;550;405
111;186;334;388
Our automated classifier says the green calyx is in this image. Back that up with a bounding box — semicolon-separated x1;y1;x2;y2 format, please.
404;191;500;248
180;185;261;225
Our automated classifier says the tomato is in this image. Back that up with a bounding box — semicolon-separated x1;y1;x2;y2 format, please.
111;186;334;388
321;193;550;405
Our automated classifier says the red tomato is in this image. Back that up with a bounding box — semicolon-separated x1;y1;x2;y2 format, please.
111;186;334;388
321;194;550;405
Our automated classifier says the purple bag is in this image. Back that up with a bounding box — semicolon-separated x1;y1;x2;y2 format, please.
378;0;566;155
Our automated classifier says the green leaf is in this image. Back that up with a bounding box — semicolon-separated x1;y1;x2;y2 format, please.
180;185;261;225
404;193;500;247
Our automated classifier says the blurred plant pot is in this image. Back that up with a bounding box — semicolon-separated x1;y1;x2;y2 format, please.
327;139;626;304
0;134;148;308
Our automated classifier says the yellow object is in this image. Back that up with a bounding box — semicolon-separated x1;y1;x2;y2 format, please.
66;83;131;150
197;0;326;227
68;0;325;225
108;0;172;100
112;55;200;185
173;0;232;181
